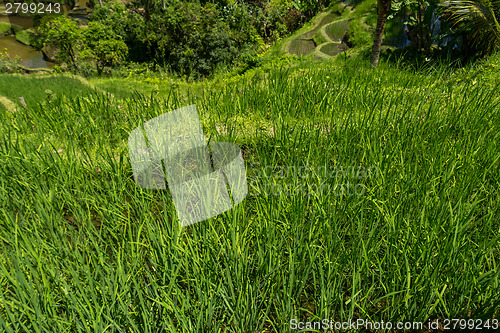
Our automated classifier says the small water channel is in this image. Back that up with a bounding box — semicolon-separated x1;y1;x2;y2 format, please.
0;35;53;68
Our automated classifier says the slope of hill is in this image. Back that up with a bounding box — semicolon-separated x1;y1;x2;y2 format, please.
0;50;499;331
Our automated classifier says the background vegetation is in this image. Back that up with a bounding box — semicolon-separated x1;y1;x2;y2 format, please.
1;0;499;76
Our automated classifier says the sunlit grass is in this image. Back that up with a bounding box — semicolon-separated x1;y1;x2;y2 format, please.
14;29;35;46
0;74;99;108
0;22;11;35
0;56;499;332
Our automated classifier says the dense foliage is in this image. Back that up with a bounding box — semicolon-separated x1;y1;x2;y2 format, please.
381;0;500;62
27;0;334;77
444;0;500;57
7;0;497;75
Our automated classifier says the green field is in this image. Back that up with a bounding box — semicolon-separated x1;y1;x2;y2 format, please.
325;20;349;42
0;53;499;332
319;42;343;56
0;74;105;109
289;38;317;56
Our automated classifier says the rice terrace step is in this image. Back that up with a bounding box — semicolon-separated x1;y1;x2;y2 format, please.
283;4;352;58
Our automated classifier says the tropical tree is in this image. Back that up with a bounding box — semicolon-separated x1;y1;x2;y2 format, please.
34;15;81;69
443;0;500;56
81;22;128;75
371;0;393;67
129;0;169;21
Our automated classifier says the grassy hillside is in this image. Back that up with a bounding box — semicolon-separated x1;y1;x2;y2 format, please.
0;53;499;331
0;74;105;110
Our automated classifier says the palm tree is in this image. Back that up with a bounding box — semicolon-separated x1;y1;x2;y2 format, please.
444;0;500;56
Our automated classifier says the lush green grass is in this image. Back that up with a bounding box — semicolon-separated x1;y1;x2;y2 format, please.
0;55;499;332
325;20;349;42
87;76;178;100
86;77;155;99
0;74;103;108
319;42;342;56
289;39;317;57
14;28;34;46
0;22;11;35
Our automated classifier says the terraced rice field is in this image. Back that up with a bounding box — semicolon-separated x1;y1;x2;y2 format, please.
283;5;356;59
325;20;349;42
289;38;317;56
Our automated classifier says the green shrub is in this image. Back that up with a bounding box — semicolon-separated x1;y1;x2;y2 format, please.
0;51;23;74
81;22;128;75
0;22;11;35
142;2;253;78
383;15;408;47
34;15;81;68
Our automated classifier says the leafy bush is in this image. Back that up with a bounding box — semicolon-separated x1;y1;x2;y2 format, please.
254;0;292;41
33;15;81;69
81;22;128;75
221;1;262;47
89;1;146;62
283;8;305;31
344;0;376;48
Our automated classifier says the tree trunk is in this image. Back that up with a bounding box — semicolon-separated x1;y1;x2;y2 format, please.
162;0;165;10
370;0;392;67
98;0;103;7
69;49;78;70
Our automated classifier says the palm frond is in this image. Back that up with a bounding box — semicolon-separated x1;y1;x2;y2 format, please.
444;0;500;54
